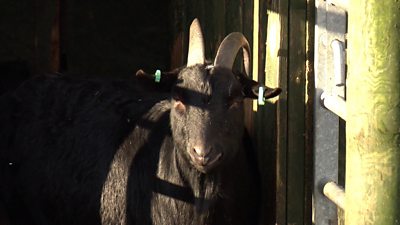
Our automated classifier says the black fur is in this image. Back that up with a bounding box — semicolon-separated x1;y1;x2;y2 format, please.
0;65;261;225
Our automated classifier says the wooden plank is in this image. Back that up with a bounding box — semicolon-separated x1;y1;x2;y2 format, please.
225;0;243;72
0;1;39;74
304;0;315;224
255;1;281;224
264;0;289;224
338;119;346;225
225;0;242;34
242;0;254;136
251;0;261;118
286;0;307;224
258;2;272;224
170;0;187;68
242;0;253;49
252;0;259;89
34;0;56;75
50;0;61;73
193;0;225;59
258;1;267;85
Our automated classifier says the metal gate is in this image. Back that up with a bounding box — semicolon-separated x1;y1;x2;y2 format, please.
314;0;400;224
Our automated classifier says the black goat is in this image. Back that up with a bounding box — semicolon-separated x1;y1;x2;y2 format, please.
0;19;280;225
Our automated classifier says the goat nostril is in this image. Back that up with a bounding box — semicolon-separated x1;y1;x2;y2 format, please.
193;147;203;157
192;146;211;157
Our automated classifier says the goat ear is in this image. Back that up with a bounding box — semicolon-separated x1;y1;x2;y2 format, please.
235;71;282;100
135;68;180;91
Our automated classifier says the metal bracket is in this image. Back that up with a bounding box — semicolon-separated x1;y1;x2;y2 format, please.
321;93;346;120
331;40;346;87
323;181;345;210
321;39;347;120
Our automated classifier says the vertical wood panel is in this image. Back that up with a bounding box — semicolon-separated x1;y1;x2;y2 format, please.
170;0;187;68
255;1;281;224
242;0;255;136
50;0;61;73
286;0;307;223
304;0;314;224
265;0;289;224
252;0;259;87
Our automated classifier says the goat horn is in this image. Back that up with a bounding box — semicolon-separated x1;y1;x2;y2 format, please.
187;18;205;66
213;32;251;76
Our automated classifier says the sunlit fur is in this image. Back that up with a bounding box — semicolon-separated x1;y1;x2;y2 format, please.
0;66;260;225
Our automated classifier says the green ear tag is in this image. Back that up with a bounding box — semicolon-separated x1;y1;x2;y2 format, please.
155;70;161;83
258;86;265;105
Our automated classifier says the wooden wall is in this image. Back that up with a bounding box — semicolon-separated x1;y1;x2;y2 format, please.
0;0;172;79
264;0;314;224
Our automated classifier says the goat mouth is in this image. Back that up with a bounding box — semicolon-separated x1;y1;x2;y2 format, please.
191;152;223;173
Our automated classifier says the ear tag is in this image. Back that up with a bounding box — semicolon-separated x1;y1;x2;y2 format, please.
258;86;265;105
154;70;161;83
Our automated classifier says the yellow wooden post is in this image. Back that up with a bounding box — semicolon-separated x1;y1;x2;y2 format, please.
346;0;400;224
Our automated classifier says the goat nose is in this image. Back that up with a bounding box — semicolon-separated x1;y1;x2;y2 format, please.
192;145;211;158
